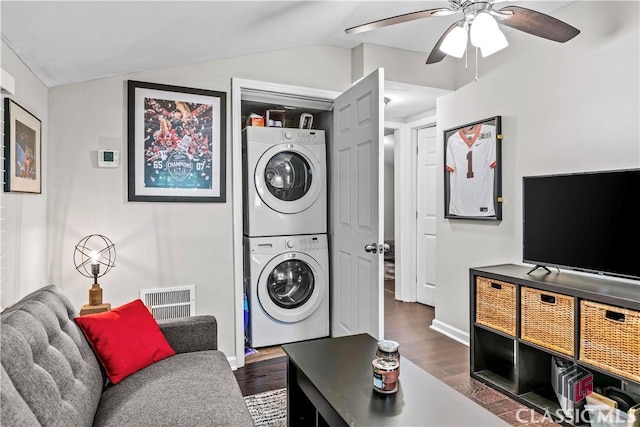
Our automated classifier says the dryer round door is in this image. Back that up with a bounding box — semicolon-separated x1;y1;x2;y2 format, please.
254;144;324;214
257;252;326;323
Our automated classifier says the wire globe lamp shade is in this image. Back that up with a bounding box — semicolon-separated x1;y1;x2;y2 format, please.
73;234;116;279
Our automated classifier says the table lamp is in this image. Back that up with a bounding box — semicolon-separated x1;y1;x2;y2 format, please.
74;234;116;315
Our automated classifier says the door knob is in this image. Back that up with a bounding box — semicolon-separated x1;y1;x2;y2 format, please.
364;243;378;253
380;243;390;253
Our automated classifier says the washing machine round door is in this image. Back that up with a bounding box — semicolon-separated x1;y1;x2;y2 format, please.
257;252;326;323
254;144;324;214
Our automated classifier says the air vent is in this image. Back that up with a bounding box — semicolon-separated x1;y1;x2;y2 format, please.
139;285;195;321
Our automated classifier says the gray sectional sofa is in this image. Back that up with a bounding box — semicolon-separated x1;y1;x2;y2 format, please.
1;285;255;426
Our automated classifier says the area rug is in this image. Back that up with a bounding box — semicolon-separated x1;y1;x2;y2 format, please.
243;388;287;427
384;260;395;280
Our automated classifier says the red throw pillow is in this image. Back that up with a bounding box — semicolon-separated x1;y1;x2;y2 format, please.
75;299;175;384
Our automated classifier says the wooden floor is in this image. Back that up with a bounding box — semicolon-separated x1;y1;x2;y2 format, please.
234;279;559;426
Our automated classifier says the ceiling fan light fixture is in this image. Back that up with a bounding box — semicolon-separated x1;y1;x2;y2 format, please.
440;23;468;58
480;30;508;57
470;11;508;57
345;2;580;68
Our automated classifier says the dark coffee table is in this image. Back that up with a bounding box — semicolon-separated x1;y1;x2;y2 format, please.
282;334;509;426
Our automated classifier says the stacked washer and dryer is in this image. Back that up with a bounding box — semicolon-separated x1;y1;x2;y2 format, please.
242;126;330;348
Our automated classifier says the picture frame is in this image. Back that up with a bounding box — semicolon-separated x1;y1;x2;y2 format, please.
127;80;227;202
3;98;42;194
443;116;502;221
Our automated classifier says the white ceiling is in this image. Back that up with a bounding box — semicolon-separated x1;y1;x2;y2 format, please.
1;1;573;119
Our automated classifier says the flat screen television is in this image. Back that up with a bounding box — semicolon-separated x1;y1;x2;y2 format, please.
522;169;640;280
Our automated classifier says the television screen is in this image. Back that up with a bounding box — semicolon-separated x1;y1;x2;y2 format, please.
523;169;640;280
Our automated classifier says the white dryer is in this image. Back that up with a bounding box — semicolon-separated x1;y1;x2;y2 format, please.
244;234;329;348
243;127;326;237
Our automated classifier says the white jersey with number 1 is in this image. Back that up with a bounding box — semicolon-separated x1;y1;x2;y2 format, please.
446;124;496;216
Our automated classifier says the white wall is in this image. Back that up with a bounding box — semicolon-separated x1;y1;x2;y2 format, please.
1;40;49;309
45;45;352;358
434;1;640;335
355;43;459;90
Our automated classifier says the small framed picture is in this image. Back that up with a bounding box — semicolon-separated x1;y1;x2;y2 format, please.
127;80;227;203
444;116;502;220
3;98;42;194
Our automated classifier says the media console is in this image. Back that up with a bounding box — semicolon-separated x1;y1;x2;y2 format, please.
470;264;640;426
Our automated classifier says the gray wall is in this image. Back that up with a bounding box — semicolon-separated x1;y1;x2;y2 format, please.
434;1;640;334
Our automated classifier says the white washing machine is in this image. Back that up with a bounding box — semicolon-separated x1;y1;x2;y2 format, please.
243;126;327;237
244;234;329;348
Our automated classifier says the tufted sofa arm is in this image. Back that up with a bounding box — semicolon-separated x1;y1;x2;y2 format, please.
1;285;104;427
157;315;218;353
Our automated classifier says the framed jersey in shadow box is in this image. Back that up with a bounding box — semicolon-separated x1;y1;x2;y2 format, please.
444;116;502;221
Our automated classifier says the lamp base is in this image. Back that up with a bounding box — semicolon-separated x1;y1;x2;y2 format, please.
79;303;111;316
89;283;103;306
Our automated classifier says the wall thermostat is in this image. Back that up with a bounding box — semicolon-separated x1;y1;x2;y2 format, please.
98;149;120;168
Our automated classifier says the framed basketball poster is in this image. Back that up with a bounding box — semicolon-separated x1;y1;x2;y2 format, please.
3;98;42;194
443;116;502;221
127;80;226;202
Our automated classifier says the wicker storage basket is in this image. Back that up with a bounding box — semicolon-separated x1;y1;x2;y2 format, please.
521;287;574;356
475;277;517;336
580;300;640;382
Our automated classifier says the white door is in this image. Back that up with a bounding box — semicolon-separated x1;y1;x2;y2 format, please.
416;125;437;306
331;68;385;339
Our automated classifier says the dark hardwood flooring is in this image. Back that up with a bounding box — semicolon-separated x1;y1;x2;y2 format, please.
234;279;560;426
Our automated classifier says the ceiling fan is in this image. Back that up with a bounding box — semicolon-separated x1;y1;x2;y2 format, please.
345;0;580;65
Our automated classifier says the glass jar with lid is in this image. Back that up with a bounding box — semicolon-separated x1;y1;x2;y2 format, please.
372;358;399;394
376;340;400;373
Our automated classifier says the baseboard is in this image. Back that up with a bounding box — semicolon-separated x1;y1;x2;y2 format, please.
416;284;435;306
430;319;470;347
227;355;238;370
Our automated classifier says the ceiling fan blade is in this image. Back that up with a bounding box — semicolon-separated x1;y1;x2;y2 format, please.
345;8;455;35
426;20;465;65
497;6;580;43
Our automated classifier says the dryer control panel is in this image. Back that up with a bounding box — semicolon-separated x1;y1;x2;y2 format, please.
282;129;325;145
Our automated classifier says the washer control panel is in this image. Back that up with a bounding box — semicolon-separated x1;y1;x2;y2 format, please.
293;236;326;251
247;234;327;253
